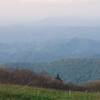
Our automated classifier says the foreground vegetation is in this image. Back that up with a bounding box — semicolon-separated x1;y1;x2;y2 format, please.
0;68;100;100
0;84;100;100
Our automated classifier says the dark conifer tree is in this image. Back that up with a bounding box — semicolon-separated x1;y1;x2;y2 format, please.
56;74;62;81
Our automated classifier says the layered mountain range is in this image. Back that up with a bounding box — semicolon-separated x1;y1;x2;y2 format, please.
0;37;100;63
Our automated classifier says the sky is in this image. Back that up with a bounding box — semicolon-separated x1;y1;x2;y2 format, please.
0;0;100;43
0;0;100;25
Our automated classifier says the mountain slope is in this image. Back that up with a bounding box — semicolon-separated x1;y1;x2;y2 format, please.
3;58;100;84
0;38;100;63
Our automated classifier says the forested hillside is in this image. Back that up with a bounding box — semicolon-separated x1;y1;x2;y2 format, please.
0;37;100;63
2;58;100;84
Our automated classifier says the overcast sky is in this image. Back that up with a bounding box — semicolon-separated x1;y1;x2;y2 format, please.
0;0;100;43
0;0;100;25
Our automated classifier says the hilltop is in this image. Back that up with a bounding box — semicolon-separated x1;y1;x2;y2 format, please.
0;84;99;100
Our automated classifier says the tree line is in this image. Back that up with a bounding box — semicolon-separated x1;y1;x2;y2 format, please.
0;68;99;92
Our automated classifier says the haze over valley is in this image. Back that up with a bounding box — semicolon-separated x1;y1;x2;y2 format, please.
0;0;100;86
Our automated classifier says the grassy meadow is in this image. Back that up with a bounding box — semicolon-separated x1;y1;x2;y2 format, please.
0;84;99;100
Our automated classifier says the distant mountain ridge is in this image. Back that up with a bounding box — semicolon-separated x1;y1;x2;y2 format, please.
0;37;100;63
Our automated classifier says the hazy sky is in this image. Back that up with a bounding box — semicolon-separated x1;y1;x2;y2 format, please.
0;0;100;25
0;0;100;43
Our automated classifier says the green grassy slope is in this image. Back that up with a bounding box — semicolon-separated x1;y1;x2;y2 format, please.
0;84;100;100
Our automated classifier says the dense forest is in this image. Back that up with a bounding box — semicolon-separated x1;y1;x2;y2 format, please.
2;58;100;84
